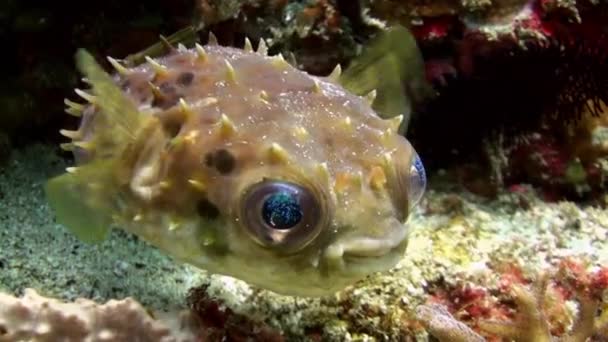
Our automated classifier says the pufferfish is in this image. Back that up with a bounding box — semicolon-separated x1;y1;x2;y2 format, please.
45;26;430;297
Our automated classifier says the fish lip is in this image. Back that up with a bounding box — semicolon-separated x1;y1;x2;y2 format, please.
321;224;410;276
326;244;408;283
341;236;409;260
338;220;409;258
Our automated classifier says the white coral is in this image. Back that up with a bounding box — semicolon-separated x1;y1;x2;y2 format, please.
0;289;199;342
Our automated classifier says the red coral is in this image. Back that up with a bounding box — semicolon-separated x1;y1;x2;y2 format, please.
516;0;555;36
591;267;608;298
427;282;512;330
421;258;608;339
496;262;529;292
555;257;608;300
506;130;573;200
411;16;458;42
186;285;284;342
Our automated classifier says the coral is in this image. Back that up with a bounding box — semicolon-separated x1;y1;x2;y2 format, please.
505;102;608;200
366;0;586;43
354;0;608;200
406;0;608;200
506;128;580;200
368;0;608;200
196;0;362;75
0;285;282;341
0;288;199;342
570;103;608;165
186;284;284;341
417;258;608;341
416;303;485;342
477;275;607;340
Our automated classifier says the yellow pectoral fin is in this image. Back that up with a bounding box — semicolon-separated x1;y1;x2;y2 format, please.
47;50;157;243
75;49;144;148
340;25;435;133
45;171;113;244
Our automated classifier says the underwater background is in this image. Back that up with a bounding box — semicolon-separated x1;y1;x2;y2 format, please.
1;0;608;340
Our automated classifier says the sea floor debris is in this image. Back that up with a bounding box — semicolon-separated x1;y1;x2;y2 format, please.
1;144;607;340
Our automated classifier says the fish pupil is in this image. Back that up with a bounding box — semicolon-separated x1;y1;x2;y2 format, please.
262;191;302;230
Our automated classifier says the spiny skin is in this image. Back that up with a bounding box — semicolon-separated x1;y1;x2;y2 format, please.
58;39;425;296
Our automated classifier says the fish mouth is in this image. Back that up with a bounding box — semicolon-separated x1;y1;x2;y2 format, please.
344;241;408;269
159;218;410;297
321;222;410;278
179;229;409;297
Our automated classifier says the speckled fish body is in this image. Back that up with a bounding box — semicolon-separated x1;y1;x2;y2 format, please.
46;28;427;296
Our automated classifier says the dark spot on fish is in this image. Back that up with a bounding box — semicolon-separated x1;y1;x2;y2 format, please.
159;82;176;94
135;84;148;94
149;82;179;109
163;97;180;109
196;198;220;219
164;121;182;138
120;80;131;90
213;149;236;174
177;72;194;86
142;95;153;104
204;153;214;167
152;93;180;110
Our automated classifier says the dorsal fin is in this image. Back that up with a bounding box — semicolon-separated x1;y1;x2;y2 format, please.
124;26;199;67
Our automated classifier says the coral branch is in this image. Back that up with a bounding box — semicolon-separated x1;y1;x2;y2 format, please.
477;281;553;341
416;303;485;342
0;289;199;342
417;260;608;341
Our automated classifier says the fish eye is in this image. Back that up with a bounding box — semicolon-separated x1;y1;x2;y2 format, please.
408;152;426;208
240;180;322;253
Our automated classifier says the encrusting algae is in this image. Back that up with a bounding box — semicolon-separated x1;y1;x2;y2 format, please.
45;26;433;297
